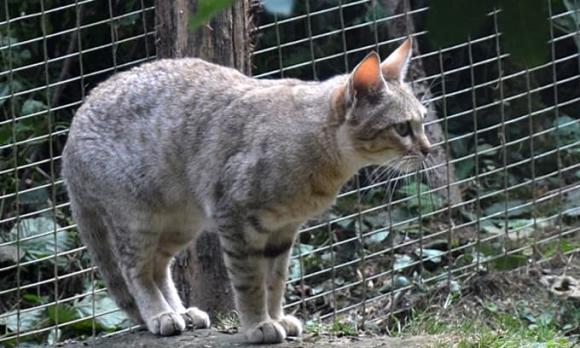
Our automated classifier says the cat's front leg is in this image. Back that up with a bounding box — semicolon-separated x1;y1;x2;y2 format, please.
218;218;286;344
266;239;303;337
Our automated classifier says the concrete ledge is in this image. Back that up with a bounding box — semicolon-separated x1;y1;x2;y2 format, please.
59;328;441;348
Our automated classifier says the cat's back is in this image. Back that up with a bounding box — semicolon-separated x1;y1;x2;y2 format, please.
71;58;249;129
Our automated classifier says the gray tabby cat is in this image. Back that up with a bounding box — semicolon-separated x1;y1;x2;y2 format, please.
62;38;430;344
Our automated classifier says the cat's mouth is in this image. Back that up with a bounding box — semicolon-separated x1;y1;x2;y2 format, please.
394;155;425;173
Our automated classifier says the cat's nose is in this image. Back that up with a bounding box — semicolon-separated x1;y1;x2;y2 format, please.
420;143;431;157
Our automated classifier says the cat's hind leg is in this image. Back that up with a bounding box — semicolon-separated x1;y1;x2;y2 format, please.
113;221;186;336
153;243;210;329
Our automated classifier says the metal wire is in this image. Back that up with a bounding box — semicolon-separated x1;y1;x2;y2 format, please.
0;0;578;345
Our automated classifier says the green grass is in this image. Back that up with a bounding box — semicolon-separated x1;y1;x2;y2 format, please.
399;307;576;348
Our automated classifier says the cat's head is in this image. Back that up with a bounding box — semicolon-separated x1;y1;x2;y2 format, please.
333;38;431;173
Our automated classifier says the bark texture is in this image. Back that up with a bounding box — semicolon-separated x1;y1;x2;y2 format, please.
381;0;463;205
155;0;252;318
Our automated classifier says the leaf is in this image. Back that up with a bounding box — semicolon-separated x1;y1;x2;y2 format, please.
415;248;446;263
46;328;61;345
498;0;550;66
426;0;493;47
188;0;236;31
494;254;528;271
456;159;475;180
484;200;530;217
554;115;580;143
366;230;389;244
20;187;50;209
394;254;413;271
0;308;45;332
480;219;504;234
399;182;443;215
263;0;294;16
8;216;72;261
22;294;46;305
48;304;78;325
20;99;47;116
476;143;498;156
292;243;314;257
76;292;129;330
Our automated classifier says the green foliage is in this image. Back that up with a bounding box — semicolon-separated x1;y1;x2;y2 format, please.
6;216;72;262
499;0;550;66
427;0;492;47
427;0;551;66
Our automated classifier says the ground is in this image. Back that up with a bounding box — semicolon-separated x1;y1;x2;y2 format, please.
59;329;446;348
58;254;580;348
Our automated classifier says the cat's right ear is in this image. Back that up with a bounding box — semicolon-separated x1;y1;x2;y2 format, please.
346;51;383;103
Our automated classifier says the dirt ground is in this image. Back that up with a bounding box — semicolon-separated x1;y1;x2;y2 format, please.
59;329;447;348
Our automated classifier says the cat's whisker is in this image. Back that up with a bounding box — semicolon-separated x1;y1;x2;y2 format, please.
361;158;400;204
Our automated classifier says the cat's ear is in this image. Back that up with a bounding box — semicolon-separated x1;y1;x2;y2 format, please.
347;51;383;101
381;37;413;82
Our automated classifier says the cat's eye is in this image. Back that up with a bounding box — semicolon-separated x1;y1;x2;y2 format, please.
394;122;412;137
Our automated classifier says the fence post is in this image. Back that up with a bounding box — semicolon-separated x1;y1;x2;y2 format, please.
155;0;252;318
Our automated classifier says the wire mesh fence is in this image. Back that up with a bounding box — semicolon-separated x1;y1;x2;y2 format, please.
0;0;579;346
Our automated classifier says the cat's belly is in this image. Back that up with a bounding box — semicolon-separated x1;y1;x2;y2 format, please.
260;193;337;231
152;203;208;246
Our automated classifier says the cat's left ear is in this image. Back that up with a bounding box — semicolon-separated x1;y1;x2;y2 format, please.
346;51;383;102
381;37;413;82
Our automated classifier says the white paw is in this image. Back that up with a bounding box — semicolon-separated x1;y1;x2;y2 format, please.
147;311;186;336
278;315;303;337
181;307;211;328
245;320;286;344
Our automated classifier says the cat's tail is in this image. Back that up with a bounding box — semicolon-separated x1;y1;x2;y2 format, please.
71;199;143;324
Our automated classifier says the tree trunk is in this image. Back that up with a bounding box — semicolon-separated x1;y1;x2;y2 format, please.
155;0;252;319
381;0;463;206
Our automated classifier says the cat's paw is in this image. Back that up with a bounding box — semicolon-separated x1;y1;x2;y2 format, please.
180;307;210;329
277;315;303;337
245;320;286;344
147;311;186;336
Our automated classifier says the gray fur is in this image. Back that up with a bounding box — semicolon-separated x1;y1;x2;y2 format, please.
62;41;429;343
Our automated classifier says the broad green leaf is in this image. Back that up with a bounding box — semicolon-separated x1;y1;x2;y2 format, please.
20;99;47;116
76;292;129;330
8;216;72;261
189;0;236;30
426;0;493;47
399;182;443;215
456;159;475;180
22;293;46;305
0;308;45;332
498;0;550;66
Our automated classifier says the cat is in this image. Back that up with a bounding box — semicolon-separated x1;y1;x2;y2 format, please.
61;38;430;344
